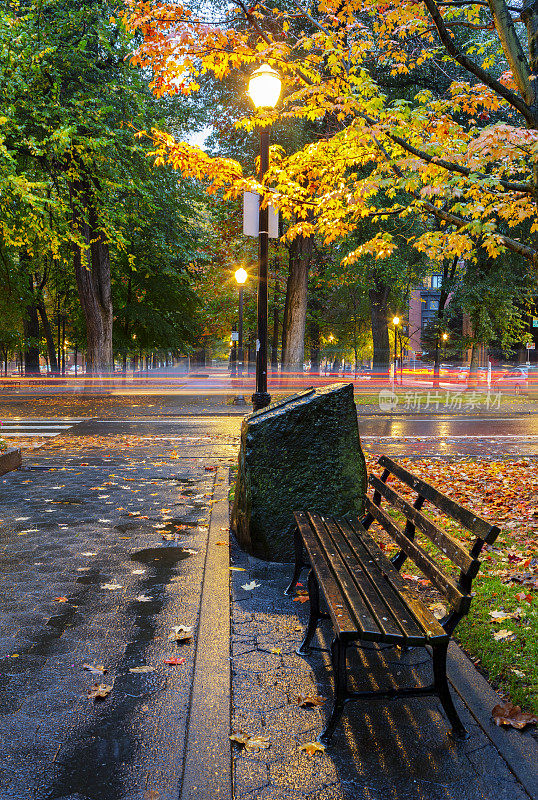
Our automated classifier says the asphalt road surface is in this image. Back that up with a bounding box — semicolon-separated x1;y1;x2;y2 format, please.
73;414;538;459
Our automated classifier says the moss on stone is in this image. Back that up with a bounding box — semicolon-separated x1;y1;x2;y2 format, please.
231;383;367;561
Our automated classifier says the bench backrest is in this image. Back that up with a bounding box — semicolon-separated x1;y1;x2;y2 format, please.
363;455;500;623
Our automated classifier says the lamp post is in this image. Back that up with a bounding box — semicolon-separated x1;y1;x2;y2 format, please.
392;316;400;387
247;63;281;411
234;267;248;404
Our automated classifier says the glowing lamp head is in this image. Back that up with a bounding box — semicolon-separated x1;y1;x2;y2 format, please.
393;316;400;326
247;64;282;109
442;332;448;341
235;267;248;285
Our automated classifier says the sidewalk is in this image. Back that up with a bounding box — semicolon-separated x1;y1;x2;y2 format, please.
0;406;536;800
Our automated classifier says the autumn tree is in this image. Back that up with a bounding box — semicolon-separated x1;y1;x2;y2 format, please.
124;0;538;372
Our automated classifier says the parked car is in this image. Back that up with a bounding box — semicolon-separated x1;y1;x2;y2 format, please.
493;367;528;394
456;366;489;385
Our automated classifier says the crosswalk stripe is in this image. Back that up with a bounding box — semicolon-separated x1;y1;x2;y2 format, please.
0;418;87;439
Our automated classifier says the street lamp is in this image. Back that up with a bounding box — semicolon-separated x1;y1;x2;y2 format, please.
392;316;400;386
247;64;282;411
234;268;248;405
442;331;448;362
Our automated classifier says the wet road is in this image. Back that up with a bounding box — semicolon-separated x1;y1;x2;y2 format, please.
76;413;538;458
357;414;538;457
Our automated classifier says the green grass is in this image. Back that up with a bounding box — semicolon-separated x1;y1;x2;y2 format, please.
457;579;538;713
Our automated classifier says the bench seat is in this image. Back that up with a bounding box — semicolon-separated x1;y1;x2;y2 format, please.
295;510;449;647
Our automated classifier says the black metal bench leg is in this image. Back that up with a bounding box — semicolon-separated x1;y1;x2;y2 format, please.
432;644;468;739
318;637;348;745
285;525;306;596
296;570;321;656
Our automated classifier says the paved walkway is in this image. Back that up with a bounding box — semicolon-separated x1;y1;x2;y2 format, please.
0;405;536;800
229;545;538;800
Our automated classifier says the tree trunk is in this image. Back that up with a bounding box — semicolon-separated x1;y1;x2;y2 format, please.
309;316;320;374
22;270;40;375
468;342;480;389
37;301;59;374
271;280;279;374
282;234;311;375
72;195;113;375
369;279;390;378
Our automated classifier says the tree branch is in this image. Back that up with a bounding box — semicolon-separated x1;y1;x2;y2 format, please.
437;0;522;11
422;0;534;124
369;129;536;262
358;110;533;193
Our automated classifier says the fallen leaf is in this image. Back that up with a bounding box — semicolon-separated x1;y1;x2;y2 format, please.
163;657;186;665
204;466;217;471
511;669;526;677
129;666;155;673
229;732;270;750
429;603;447;619
215;541;228;546
299;741;326;755
88;683;113;701
489;610;514;622
296;694;327;708
241;581;260;591
493;629;516;641
162;533;176;541
132;569;146;575
136;594;152;602
229;732;249;747
293;596;309;603
168;624;193;642
102;583;123;590
54;597;69;603
169;451;179;459
83;664;107;676
492;701;538;730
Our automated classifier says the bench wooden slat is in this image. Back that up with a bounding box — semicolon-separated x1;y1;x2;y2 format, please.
332;518;427;645
378;456;499;543
313;515;407;643
364;497;471;614
295;512;378;640
306;513;396;642
343;518;449;643
369;474;480;578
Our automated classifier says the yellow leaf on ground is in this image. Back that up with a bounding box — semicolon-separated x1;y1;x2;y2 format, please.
299;741;326;755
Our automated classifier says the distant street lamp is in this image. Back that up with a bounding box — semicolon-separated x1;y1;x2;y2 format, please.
247;64;282;411
392;316;400;386
442;331;448;362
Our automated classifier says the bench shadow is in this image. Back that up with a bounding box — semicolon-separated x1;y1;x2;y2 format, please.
231;551;497;800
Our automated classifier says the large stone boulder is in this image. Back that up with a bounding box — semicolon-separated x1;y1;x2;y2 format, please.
231;383;367;561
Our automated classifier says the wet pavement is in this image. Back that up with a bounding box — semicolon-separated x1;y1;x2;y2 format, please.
0;416;234;800
0;401;537;800
230;546;537;800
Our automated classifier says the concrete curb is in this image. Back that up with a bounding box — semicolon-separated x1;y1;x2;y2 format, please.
448;641;538;800
0;448;21;476
180;466;231;800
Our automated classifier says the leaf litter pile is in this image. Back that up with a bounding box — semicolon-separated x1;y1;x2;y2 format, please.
366;455;538;719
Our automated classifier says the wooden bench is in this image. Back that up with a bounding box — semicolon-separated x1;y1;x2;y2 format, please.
286;454;500;744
